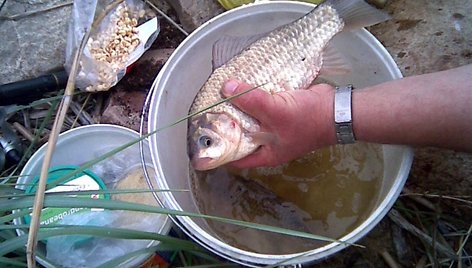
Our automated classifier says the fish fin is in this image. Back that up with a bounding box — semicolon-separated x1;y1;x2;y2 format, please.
325;0;390;31
212;34;266;69
248;131;277;145
319;42;351;76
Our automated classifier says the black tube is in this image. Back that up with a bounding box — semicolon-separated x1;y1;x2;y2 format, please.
0;70;68;105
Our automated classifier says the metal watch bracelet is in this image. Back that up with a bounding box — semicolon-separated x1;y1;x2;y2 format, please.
334;85;356;144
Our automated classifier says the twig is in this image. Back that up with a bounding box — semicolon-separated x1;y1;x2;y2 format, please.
0;1;73;20
12;122;35;143
450;223;472;268
402;188;438;212
64;113;80;128
400;192;472;207
380;249;402;268
145;0;189;36
416;255;427;268
25;1;124;267
0;0;6;14
22;110;31;129
29;109;51;120
388;208;458;260
69;96;94;127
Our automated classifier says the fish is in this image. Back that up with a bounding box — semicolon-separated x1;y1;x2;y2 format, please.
188;0;389;170
192;167;317;253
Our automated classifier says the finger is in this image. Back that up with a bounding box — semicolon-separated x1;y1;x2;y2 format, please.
222;80;275;121
227;147;275;169
227;151;268;169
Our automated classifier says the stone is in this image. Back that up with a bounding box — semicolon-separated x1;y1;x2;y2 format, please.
100;89;146;132
100;48;174;132
369;0;472;76
0;0;72;84
159;0;225;32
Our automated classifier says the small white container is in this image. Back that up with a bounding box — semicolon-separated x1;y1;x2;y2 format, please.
15;124;171;268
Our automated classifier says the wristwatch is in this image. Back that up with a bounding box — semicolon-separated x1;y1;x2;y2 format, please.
334;85;356;144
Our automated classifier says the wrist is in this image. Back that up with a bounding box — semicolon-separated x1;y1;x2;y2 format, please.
311;84;337;148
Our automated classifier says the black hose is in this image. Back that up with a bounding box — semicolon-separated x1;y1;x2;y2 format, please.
0;70;68;105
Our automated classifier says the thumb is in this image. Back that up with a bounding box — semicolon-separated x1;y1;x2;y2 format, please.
222;80;274;119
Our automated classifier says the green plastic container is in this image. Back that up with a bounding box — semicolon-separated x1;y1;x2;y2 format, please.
23;165;109;225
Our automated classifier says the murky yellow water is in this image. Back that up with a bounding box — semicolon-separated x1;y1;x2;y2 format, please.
191;143;383;254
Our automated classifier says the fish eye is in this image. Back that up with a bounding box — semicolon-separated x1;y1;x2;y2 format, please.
199;136;212;148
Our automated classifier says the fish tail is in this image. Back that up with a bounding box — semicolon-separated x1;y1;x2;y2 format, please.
322;0;390;30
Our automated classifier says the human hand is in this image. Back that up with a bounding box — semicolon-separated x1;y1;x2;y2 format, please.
221;80;337;168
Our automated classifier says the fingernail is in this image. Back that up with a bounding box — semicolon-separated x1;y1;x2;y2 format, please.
223;80;239;96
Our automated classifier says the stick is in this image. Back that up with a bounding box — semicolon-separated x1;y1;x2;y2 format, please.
0;1;73;21
12;122;35;143
380;249;402;268
400;191;472;206
388;209;458;260
25;1;124;267
402;187;437;212
145;0;189;36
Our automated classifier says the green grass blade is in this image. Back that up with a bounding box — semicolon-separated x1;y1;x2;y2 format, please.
45;83;267;189
99;245;231;268
159;83;267;130
0;211;30;224
97;245;161;268
263;251;313;268
0;225;201;256
0;188;189;199
0;256;27;267
181;250;222;264
0;228;18;241
6;92;68;114
0;196;357;246
181;264;238;268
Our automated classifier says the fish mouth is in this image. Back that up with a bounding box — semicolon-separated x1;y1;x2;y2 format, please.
192;157;215;171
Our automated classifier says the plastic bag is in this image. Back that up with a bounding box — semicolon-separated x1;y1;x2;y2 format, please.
46;210;166;268
65;0;159;92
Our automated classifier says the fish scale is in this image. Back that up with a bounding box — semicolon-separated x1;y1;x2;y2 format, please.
191;5;342;125
188;0;389;170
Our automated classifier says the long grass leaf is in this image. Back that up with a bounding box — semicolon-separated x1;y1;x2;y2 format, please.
0;228;18;241
96;244;211;268
456;223;472;255
0;225;201;256
263;251;313;268
180;264;238;268
0;256;27;267
181;250;222;264
0;211;31;224
0;196;356;245
46;83;267;190
0;188;189;199
97;245;161;268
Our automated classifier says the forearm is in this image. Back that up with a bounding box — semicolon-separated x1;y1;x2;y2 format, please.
350;64;472;151
221;64;472;168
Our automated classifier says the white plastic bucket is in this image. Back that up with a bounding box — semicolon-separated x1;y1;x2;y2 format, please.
147;2;413;266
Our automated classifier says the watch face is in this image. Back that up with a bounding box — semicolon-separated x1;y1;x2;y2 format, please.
335;85;355;144
335;85;353;123
335;110;352;123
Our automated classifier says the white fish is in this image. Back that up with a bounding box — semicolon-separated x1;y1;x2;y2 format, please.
188;0;389;170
